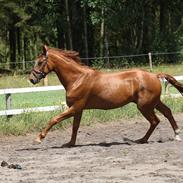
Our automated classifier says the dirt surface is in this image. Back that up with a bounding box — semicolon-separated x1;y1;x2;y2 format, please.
0;113;183;183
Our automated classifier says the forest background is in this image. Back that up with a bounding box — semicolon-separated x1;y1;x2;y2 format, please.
0;0;182;71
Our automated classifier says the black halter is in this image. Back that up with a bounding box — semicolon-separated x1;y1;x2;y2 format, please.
32;56;48;80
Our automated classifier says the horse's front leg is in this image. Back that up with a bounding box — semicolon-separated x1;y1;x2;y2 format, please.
35;107;75;143
62;112;83;147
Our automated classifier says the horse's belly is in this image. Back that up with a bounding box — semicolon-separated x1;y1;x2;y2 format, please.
85;80;137;109
85;92;134;109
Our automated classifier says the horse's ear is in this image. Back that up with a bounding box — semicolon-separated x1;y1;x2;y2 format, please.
43;45;48;57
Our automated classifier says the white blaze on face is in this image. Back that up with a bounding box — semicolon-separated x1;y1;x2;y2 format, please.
34;60;39;67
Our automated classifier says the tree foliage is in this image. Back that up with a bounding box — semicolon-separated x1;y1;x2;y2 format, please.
0;0;182;69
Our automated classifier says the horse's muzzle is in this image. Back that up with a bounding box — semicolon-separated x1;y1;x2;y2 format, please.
29;78;39;85
29;69;46;85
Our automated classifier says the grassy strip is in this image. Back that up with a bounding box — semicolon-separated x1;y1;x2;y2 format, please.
0;90;66;110
0;63;183;89
0;97;182;136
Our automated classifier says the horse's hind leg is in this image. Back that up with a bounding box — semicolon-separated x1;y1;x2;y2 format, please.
156;101;181;141
136;108;160;143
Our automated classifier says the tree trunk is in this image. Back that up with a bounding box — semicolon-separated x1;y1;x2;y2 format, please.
17;27;25;69
143;2;156;53
100;8;105;58
57;0;66;49
159;0;171;61
23;35;28;69
28;39;33;61
160;0;169;35
9;26;16;69
136;10;144;53
65;0;73;50
170;13;181;33
57;25;65;49
83;3;89;65
104;32;110;67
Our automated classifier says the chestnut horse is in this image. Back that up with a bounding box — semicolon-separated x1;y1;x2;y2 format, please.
29;45;183;147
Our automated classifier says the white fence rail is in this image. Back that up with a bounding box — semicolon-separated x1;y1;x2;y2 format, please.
0;85;65;116
163;76;183;97
0;85;64;95
0;76;182;117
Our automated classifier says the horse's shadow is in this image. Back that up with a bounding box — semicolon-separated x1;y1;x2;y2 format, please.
15;138;147;152
15;137;170;152
52;141;131;149
15;142;129;151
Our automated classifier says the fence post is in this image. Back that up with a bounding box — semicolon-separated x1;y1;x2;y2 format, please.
5;93;12;118
6;93;12;110
43;75;48;86
148;52;153;71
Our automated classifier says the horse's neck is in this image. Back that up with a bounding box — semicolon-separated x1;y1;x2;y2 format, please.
54;59;85;89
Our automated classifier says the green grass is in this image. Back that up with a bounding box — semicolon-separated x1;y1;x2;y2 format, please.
102;63;183;75
152;64;183;75
0;73;61;89
0;98;183;136
0;91;66;110
0;63;183;136
0;63;183;89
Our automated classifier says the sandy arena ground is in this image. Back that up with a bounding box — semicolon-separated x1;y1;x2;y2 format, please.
0;113;183;183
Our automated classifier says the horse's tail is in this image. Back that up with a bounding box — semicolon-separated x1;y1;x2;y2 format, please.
157;73;183;96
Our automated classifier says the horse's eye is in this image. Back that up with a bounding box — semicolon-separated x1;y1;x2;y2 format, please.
37;62;42;66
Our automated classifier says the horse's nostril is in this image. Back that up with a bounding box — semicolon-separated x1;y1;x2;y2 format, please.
30;79;37;84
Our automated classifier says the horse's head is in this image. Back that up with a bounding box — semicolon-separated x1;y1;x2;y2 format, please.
29;45;51;84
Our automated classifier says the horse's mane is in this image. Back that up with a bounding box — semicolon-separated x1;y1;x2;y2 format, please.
48;47;95;70
49;48;81;64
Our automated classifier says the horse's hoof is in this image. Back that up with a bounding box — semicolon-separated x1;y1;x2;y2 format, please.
123;137;136;145
34;137;42;144
135;139;148;144
33;133;45;144
175;135;182;141
62;142;75;148
35;138;42;143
